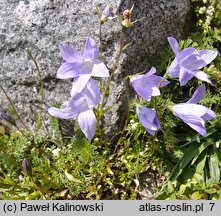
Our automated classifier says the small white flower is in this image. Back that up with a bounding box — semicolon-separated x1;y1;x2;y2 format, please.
52;148;61;156
130;119;135;124
131;122;138;130
206;15;213;22
199;6;207;15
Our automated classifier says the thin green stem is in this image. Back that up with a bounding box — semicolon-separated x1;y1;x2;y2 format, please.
99;22;103;61
25;49;44;131
157;71;169;89
98;22;104;93
99;26;125;111
157;59;171;88
14;124;32;141
0;84;31;133
95;26;125;141
29;176;47;199
113;76;130;152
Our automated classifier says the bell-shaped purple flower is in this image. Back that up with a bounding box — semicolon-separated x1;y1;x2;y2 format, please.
57;37;109;97
172;84;216;136
137;106;161;136
48;79;100;140
168;37;218;86
130;67;169;101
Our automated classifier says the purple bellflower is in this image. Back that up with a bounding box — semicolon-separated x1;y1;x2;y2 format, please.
137;106;161;136
57;37;109;97
48;79;100;140
172;84;216;137
130;67;169;101
168;37;218;86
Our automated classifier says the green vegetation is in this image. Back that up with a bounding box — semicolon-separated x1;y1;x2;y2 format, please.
0;0;221;200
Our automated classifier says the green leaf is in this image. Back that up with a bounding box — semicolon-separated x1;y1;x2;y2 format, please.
99;105;115;117
205;188;217;195
195;150;207;174
167;181;175;193
208;149;220;184
64;171;82;184
192;191;204;200
191;142;213;165
169;142;213;181
179;184;187;194
168;194;176;200
4;176;16;186
26;191;41;200
106;166;114;175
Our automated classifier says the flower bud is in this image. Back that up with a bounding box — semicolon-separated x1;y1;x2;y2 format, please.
122;5;134;28
101;5;114;23
22;159;32;177
0;110;16;126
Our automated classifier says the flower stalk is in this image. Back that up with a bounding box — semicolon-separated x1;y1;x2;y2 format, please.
25;48;44;131
0;84;31;135
99;25;125;111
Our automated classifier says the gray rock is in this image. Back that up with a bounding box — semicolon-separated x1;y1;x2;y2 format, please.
0;0;191;140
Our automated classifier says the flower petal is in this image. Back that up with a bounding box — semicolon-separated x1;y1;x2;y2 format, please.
59;42;83;63
180;54;206;70
130;74;143;83
198;49;218;66
143;67;157;77
101;5;114;21
83;37;100;59
179;66;194;86
187;122;206;137
173;104;208;117
138;107;155;127
48;101;79;119
168;58;180;78
138;106;161;135
71;74;91;97
57;62;82;79
151;86;161;96
81;79;101;108
195;71;212;84
148;75;169;87
168;37;179;55
202;108;216;121
78;109;97;140
92;62;109;77
177;48;196;64
178;49;218;71
173;111;207;136
130;78;152;101
187;84;206;104
130;70;167;101
183;115;206;137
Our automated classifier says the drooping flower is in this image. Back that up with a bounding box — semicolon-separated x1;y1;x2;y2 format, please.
48;79;100;140
0;110;16;126
22;159;32;177
101;4;114;23
57;37;109;97
137;106;161;136
168;37;218;86
172;84;216;136
130;67;169;101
